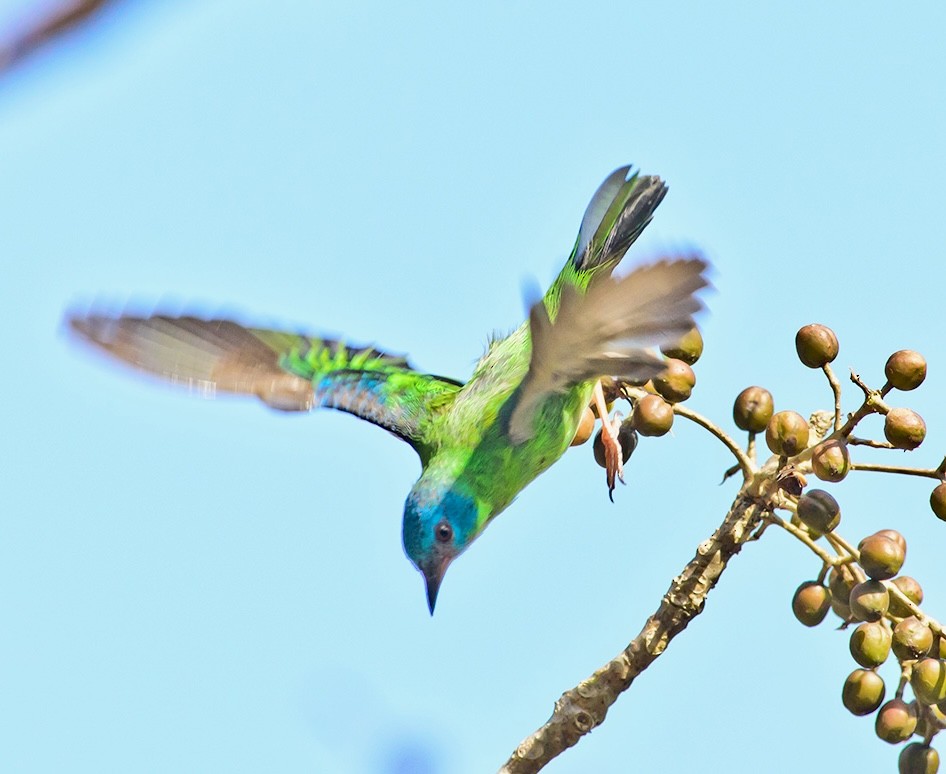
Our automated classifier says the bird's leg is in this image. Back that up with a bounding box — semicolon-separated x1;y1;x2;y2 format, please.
592;379;624;495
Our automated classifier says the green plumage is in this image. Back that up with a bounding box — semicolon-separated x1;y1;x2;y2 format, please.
67;166;708;612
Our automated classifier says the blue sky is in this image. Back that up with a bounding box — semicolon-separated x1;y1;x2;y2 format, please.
1;2;945;772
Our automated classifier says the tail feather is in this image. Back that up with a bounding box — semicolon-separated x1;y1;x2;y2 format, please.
571;167;667;274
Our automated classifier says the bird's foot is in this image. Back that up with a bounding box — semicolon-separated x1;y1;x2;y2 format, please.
593;380;625;499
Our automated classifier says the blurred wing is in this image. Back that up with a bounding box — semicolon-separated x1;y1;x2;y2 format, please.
67;313;461;451
508;257;709;443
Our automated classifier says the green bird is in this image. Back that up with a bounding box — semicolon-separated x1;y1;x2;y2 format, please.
67;167;708;612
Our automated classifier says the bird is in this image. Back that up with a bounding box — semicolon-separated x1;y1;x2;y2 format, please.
66;166;709;613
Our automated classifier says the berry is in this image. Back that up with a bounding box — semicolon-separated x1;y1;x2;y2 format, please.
796;489;841;537
911;659;946;705
850;621;892;668
858;533;906;580
765;410;809;456
795;324;839;368
792;581;831;627
899;743;939;774
811;440;850;482
632;394;674;437
571;406;595;446
876;698;918;744
842;669;886;716
885;408;927;450
732;386;774;433
892;617;934;662
889;576;924;618
930;483;946;522
661;327;703;365
652;358;696;403
849;580;890;622
886;350;928;392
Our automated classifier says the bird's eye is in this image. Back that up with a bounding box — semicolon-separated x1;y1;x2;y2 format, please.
435;521;453;543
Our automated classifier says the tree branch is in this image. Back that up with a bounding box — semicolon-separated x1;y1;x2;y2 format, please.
500;483;769;772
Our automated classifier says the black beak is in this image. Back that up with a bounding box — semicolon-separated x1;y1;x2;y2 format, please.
423;558;449;615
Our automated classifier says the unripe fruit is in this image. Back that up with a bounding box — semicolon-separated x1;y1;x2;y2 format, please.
795;324;839;368
850;621;892;667
890;576;925;617
571;406;595;446
858;533;906;580
886;350;928;392
652;359;696;403
876;698;918;744
661;327;703;365
765;410;810;456
632;394;674;437
797;489;841;537
842;669;886;716
899;743;939;774
792;581;831;627
811;440;851;482
733;386;774;433
912;659;946;705
849;580;890;622
931;483;946;522
892;617;934;661
876;529;908;554
885;408;927;450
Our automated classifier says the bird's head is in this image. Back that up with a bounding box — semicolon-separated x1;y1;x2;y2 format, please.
402;484;481;614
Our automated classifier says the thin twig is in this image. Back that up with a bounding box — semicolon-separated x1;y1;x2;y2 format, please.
851;460;946;481
823;363;843;431
848;437;896;449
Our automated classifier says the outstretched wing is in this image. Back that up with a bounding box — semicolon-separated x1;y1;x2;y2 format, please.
508;257;709;443
67;312;461;454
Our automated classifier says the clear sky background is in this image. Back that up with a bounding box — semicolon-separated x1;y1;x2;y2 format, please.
2;2;945;772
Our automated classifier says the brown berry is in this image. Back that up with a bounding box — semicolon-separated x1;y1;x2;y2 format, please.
876;529;908;554
652;358;696;403
849;579;890;622
661;327;703;365
893;617;934;661
850;621;892;667
885;408;927;450
842;669;887;716
632;394;674;437
796;489;841;537
811;440;851;482
795;324;839;368
858;533;906;580
733;386;774;433
911;659;946;705
890;576;925;618
899;743;939;774
792;581;831;627
886;350;928;392
571;406;595;446
876;698;918;744
765;410;810;456
931;483;946;522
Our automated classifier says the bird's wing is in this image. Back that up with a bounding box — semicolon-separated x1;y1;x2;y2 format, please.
67;312;461;453
507;257;709;444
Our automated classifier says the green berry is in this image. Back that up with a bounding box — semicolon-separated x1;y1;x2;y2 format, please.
911;659;946;705
765;410;810;456
890;576;924;617
850;621;892;667
661;327;703;365
899;743;939;774
842;669;886;716
811;440;851;482
849;579;890;623
892;617;934;662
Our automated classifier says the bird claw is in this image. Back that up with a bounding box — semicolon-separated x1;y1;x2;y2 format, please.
602;413;625;498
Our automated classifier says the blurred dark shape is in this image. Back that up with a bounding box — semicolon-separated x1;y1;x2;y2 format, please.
0;0;120;73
